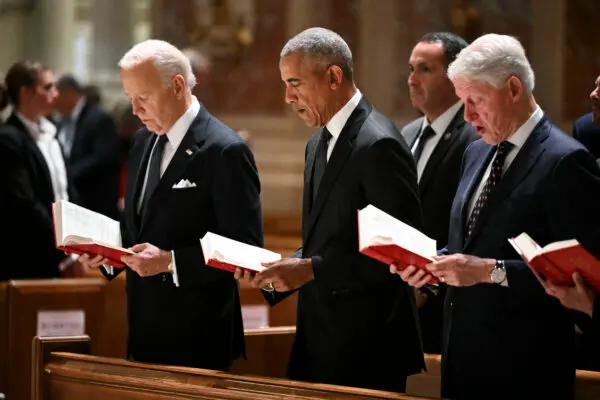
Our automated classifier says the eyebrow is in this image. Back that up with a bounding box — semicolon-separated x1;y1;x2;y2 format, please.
286;78;301;84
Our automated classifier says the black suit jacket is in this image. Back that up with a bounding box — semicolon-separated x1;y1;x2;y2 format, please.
104;105;263;369
572;112;600;158
62;102;123;219
266;97;425;392
402;108;478;354
0;114;74;280
443;115;600;399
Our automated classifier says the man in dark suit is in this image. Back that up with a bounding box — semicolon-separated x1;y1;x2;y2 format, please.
402;32;478;354
572;74;600;158
393;34;600;399
239;27;425;393
79;39;263;369
0;61;83;280
54;75;123;219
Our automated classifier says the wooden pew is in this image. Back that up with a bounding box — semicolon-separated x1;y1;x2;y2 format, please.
32;335;436;400
0;279;106;400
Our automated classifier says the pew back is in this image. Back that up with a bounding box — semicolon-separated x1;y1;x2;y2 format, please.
32;336;435;400
1;279;105;400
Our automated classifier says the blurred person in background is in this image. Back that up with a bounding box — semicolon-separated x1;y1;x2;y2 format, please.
0;61;84;280
54;75;123;219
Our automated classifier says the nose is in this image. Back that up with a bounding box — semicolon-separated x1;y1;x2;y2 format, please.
284;86;297;105
591;87;599;101
131;99;143;116
464;102;477;123
408;72;418;87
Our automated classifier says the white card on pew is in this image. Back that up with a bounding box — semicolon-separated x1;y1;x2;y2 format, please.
200;232;282;273
37;310;85;337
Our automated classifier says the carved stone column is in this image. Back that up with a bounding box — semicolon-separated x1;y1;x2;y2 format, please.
90;0;134;100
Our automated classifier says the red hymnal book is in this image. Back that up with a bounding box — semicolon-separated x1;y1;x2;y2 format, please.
200;232;282;274
53;200;133;268
509;233;600;292
358;205;438;283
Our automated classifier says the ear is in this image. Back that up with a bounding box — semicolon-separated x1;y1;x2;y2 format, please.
328;65;344;90
507;75;523;101
171;75;186;98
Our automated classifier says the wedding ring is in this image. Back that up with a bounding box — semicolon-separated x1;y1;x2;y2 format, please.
262;283;275;293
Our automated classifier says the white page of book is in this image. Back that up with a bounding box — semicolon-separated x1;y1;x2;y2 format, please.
201;232;281;270
57;200;122;247
359;204;436;260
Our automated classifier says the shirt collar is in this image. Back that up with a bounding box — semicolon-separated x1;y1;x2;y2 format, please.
325;89;362;140
164;96;201;148
71;97;86;121
506;106;544;149
421;101;463;136
16;112;57;140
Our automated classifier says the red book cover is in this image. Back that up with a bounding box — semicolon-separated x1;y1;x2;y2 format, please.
58;244;130;268
358;205;438;284
205;258;264;274
510;233;600;292
53;200;131;269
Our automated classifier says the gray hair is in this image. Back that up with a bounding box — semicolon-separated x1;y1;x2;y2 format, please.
281;27;353;81
118;39;197;90
447;34;535;94
182;48;211;74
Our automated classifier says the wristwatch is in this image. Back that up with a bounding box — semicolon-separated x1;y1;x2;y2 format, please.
490;259;507;284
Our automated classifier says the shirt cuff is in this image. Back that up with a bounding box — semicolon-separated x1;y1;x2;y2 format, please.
170;250;179;287
102;265;114;275
500;278;509;287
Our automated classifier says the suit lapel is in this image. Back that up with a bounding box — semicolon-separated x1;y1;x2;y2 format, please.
404;118;423;149
137;107;209;235
303;97;370;244
419;109;466;194
302;133;319;242
464;118;550;249
7;114;55;198
458;144;495;246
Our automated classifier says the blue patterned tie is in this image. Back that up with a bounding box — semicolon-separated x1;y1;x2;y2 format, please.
465;141;514;239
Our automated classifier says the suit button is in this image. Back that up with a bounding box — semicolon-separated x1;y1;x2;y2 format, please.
162;274;167;282
450;302;455;308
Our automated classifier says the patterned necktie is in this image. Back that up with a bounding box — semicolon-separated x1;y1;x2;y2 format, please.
140;135;168;216
413;125;435;163
312;127;332;203
465;141;514;239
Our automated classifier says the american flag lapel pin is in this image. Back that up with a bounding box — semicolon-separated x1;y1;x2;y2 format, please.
185;149;193;156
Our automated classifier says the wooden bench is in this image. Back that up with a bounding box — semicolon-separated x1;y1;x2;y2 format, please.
0;279;106;400
32;335;437;400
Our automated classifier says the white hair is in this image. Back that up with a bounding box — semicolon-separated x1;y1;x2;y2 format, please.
447;33;535;94
281;27;354;80
118;39;197;90
182;48;211;73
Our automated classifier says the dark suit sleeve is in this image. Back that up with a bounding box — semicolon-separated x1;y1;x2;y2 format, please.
69;113;122;181
572;120;580;141
171;141;263;287
311;136;423;292
98;211;128;281
505;149;600;296
0;133;63;266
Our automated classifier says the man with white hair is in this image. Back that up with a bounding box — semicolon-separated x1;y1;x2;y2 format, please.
392;34;600;399
78;39;263;369
238;27;425;392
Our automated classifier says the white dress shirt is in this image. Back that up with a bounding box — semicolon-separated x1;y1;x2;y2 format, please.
465;106;543;287
467;106;544;219
105;96;202;286
58;97;85;158
17;113;69;202
325;89;363;161
411;101;463;181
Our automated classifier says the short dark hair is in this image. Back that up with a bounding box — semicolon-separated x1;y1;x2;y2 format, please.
57;74;83;94
0;60;49;109
419;32;468;69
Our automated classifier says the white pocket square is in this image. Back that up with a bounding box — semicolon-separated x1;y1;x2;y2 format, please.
172;179;197;189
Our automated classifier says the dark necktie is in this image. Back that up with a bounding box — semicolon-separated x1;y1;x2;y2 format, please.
465;141;514;239
312;127;332;203
413;125;436;163
140;135;168;216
